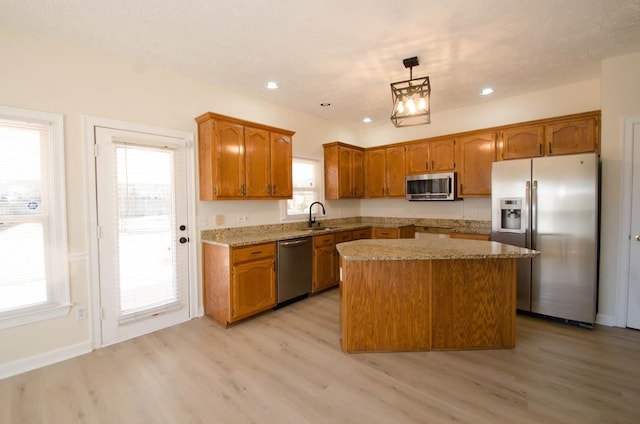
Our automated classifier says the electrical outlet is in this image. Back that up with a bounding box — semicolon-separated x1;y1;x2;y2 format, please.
215;215;224;225
197;216;208;227
76;305;87;320
242;213;249;222
471;209;478;217
237;214;244;223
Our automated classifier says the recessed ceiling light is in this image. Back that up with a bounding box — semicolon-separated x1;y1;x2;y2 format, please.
363;117;372;123
480;87;494;96
265;81;279;89
320;103;331;107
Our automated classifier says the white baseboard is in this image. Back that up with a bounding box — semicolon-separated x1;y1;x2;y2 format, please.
596;313;615;327
0;341;92;380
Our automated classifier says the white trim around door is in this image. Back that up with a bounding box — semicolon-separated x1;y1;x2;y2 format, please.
615;115;640;328
83;116;198;349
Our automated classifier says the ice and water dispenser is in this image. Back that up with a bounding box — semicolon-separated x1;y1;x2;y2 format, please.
499;198;524;232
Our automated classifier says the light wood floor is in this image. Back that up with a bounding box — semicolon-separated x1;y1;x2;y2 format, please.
2;288;640;423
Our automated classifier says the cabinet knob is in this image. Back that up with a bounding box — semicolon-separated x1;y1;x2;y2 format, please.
635;235;640;241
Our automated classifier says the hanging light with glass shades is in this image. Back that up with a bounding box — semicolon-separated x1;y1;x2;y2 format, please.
390;56;431;127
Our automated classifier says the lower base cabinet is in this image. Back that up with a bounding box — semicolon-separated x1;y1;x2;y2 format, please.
372;225;415;239
203;242;276;327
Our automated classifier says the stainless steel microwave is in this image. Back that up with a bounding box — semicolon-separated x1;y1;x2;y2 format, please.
405;172;457;201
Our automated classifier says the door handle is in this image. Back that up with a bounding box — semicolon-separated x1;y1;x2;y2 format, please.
179;237;189;244
635;235;640;241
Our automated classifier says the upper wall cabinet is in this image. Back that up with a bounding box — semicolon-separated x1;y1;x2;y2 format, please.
323;142;364;199
457;131;496;198
545;114;599;156
498;124;545;160
365;145;405;198
196;112;294;200
406;138;456;174
497;111;600;161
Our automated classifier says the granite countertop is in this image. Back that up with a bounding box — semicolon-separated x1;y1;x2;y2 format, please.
201;223;376;247
336;238;539;261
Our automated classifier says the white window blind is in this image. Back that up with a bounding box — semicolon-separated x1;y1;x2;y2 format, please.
285;156;323;219
0;106;69;328
114;143;182;323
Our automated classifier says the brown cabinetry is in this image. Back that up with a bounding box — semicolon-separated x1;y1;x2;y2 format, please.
312;234;336;293
406;138;456;174
312;228;372;293
196;112;293;200
365;146;405;198
457;132;496;197
202;242;276;327
546;115;598;156
498;112;600;160
450;233;491;241
498;125;545;160
372;226;415;239
323;142;364;199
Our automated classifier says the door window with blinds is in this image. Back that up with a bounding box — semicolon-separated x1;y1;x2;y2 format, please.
0;106;70;329
114;144;180;321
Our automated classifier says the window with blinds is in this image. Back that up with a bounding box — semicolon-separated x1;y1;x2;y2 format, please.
0;106;69;329
284;156;323;219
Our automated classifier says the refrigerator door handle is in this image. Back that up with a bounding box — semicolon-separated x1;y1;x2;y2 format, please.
525;180;532;248
531;180;538;250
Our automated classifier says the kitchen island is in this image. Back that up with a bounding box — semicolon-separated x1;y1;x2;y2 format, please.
336;238;538;353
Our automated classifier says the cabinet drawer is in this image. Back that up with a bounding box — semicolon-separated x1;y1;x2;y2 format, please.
352;228;372;240
314;234;335;247
334;231;353;243
372;228;400;239
232;242;275;263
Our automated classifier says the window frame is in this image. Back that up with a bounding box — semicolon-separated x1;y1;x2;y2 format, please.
0;105;70;329
281;154;325;222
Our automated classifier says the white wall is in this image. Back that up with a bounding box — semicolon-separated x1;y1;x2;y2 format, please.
0;25;357;370
599;52;640;325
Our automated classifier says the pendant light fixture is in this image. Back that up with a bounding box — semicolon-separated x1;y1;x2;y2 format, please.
390;56;431;127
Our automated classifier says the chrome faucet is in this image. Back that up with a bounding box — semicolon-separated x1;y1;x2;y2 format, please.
308;201;326;228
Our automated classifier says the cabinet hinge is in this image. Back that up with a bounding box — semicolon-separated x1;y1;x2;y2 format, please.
96;226;103;239
101;307;106;320
231;268;235;275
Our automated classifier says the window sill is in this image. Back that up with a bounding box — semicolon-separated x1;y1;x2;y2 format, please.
0;303;72;330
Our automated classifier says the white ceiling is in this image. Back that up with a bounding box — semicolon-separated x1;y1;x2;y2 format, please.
2;0;640;128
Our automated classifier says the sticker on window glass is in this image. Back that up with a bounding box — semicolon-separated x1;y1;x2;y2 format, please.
27;201;39;211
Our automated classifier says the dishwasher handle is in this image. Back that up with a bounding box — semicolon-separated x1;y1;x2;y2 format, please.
279;238;311;247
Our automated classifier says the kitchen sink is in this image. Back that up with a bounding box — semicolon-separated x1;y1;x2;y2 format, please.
304;227;334;231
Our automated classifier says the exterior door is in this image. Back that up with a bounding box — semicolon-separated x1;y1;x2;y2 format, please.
628;121;640;329
95;127;191;346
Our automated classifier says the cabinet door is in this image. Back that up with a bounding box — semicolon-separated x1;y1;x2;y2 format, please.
270;132;293;198
215;120;245;198
338;147;354;198
231;257;276;320
385;146;406;197
430;139;456;171
499;125;544;160
406;142;430;174
546;117;598;155
458;132;496;197
365;148;387;197
313;244;335;292
351;148;364;198
244;127;270;198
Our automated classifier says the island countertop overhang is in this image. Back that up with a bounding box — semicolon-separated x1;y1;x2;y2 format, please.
336;238;539;261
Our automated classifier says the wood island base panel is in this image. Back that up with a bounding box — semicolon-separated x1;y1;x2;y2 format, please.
337;238;537;353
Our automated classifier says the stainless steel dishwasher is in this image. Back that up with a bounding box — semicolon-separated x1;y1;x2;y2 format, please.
276;237;313;307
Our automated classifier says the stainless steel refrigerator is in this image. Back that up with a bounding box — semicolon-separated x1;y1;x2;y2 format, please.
491;153;599;325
